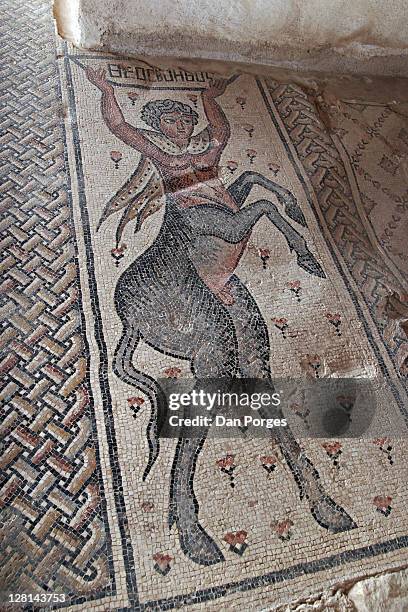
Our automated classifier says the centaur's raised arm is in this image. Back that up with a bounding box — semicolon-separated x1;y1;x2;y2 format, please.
101;88;169;163
86;68;168;163
201;90;231;148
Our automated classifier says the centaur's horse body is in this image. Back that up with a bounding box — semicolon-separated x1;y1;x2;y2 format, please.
87;68;356;565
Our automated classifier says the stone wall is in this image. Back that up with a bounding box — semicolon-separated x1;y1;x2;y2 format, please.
54;0;408;76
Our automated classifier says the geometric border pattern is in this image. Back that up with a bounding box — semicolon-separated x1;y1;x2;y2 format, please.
266;80;408;384
0;0;113;604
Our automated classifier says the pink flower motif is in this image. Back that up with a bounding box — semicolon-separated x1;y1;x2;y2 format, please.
272;519;294;540
373;437;388;447
216;454;236;487
128;91;139;105
216;454;235;470
272;317;289;339
260;454;278;475
224;530;248;557
226;160;238;173
236;96;246;109
110;150;123;168
188;94;198;107
111;243;127;267
111;245;126;257
326;312;342;336
258;248;271;269
243;123;254;137
272;317;288;327
291;402;310;426
289;280;300;289
336;394;355;415
223;530;247;546
373;438;394;465
246;148;257;164
163;367;182;379
326;312;341;322
322;441;342;468
268;162;280;176
141;501;154;512
127;396;145;407
153;553;173;574
373;495;393;516
300;354;322;379
287;280;302;302
322;441;342;456
260;455;277;466
373;495;392;509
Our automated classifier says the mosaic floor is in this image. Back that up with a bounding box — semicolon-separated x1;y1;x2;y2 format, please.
1;0;408;610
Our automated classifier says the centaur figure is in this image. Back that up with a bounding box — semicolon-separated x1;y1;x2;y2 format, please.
87;68;356;565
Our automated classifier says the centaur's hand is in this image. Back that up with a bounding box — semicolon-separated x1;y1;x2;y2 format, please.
203;75;239;98
85;67;113;94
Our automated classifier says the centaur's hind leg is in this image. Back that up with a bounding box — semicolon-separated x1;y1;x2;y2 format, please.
169;315;239;565
227;276;357;533
228;170;307;227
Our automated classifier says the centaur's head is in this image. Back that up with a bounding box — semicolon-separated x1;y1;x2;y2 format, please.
141;99;199;146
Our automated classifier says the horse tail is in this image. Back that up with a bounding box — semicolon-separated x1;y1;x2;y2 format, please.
113;324;167;480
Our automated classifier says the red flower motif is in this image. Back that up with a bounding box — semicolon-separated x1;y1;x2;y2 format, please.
128;91;139;104
246;148;257;161
236;96;246;109
223;530;247;546
141;501;154;512
259;248;271;259
127;396;145;406
273;519;293;536
288;280;301;289
243;123;254;137
188;94;198;106
268;162;280;175
164;367;182;378
216;454;235;469
272;317;288;327
153;553;173;571
326;312;341;322
111;244;127;257
110;150;122;163
373;495;392;509
322;441;342;456
226;160;238;173
373;437;388;447
260;455;277;466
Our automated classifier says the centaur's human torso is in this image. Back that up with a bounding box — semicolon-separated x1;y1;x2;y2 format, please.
156;142;249;304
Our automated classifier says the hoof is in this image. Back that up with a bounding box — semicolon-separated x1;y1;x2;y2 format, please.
311;495;357;533
296;252;326;278
179;522;225;566
279;194;307;227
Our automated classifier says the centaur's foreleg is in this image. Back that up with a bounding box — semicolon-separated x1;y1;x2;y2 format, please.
228;170;307;227
182;199;325;277
226;275;357;533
